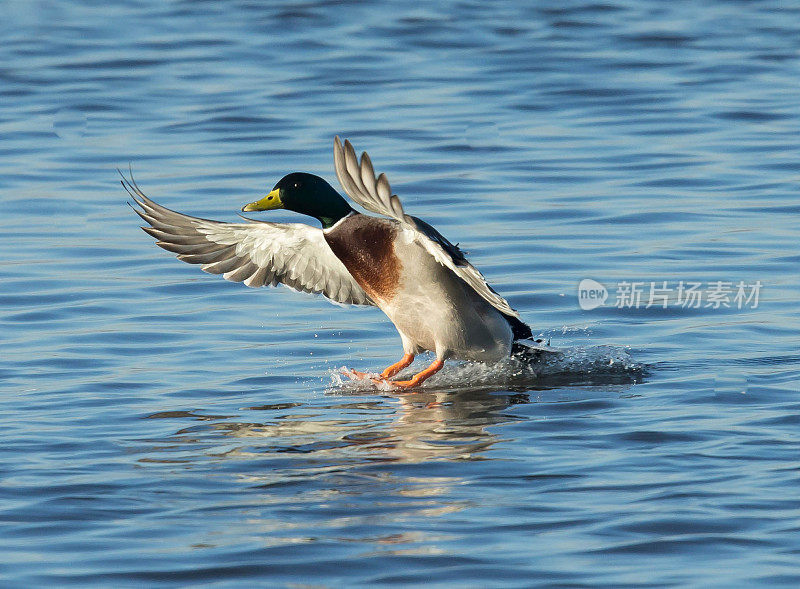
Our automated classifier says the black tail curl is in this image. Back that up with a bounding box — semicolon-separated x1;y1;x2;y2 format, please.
504;313;533;341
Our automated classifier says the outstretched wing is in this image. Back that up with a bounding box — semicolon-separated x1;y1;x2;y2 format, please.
333;136;522;319
124;173;374;307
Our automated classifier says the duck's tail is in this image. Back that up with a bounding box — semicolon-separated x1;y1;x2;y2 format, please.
511;338;561;361
503;314;559;359
501;312;561;360
504;313;533;341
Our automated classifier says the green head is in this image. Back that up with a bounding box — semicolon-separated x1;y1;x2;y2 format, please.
242;172;353;229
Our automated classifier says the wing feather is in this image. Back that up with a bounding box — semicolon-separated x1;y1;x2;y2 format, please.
124;173;374;307
243;266;268;288
332;137;521;318
360;153;377;196
223;261;259;283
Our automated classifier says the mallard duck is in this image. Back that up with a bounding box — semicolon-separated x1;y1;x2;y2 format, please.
128;137;541;388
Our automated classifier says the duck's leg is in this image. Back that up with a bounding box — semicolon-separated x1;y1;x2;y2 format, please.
344;353;414;381
380;353;415;379
388;359;444;389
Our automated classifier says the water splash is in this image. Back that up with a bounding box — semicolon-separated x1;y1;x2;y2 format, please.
330;345;646;394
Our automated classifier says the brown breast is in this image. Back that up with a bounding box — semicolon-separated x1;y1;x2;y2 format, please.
324;214;401;302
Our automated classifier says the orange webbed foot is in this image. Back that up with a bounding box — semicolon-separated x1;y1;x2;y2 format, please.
342;368;373;380
342;353;414;382
387;359;444;389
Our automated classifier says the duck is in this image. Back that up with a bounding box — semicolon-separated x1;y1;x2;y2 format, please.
128;137;545;388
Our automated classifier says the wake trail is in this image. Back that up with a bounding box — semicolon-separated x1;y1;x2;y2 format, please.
330;345;646;393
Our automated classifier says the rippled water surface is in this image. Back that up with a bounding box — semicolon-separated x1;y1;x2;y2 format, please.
2;1;800;586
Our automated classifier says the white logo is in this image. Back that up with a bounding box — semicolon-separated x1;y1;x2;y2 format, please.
578;279;608;310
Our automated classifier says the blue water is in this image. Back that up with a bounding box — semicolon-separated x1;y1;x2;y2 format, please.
2;1;799;586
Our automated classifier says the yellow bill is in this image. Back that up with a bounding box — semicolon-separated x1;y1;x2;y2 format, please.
242;188;283;212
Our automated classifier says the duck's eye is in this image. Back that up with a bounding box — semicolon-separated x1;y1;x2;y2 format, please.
267;196;273;200
294;182;300;189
